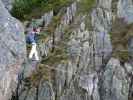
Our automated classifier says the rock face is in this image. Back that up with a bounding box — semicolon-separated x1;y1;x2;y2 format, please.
0;0;26;100
117;0;133;23
1;0;13;10
99;58;131;100
6;0;133;100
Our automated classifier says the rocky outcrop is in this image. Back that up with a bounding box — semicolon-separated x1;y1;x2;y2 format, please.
10;0;133;100
0;0;26;100
53;0;133;99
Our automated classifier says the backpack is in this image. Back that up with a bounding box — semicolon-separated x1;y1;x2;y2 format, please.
26;34;31;44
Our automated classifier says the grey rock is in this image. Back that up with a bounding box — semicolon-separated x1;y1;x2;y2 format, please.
1;0;13;10
0;0;26;100
42;11;54;27
98;0;112;9
19;88;36;100
124;63;133;74
55;2;77;41
91;7;112;32
21;60;38;79
79;74;100;100
61;2;77;26
38;38;53;57
38;81;55;100
117;0;133;23
100;58;130;100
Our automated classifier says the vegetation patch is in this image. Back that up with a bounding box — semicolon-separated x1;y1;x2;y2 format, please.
77;0;96;14
110;18;133;62
11;0;72;20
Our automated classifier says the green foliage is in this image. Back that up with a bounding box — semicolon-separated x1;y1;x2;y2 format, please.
78;0;96;13
11;0;71;20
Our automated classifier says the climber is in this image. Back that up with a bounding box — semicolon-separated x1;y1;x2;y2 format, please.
26;27;41;61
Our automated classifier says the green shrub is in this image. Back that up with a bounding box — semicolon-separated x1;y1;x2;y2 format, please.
11;0;71;20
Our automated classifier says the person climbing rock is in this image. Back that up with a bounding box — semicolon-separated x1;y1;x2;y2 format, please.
26;27;41;61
